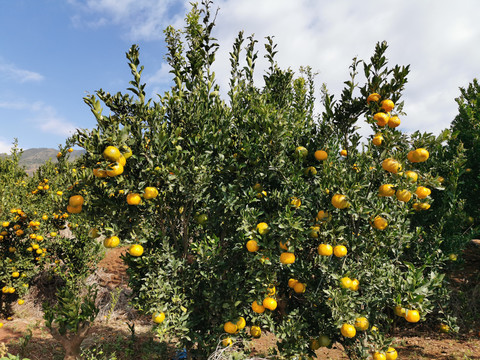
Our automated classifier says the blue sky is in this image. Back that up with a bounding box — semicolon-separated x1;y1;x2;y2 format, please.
1;0;479;153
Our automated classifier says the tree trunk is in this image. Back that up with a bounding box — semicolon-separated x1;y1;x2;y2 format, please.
49;323;91;360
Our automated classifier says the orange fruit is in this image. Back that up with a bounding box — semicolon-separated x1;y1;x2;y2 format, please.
350;278;360;291
331;194;349;209
104;236;120;248
405;309;420;323
396;189;412;202
386;347;398;360
252;300;265;314
316;210;330;222
373;216;388;230
373;352;386;360
279;240;289;250
340;277;352;289
387;115;400;128
373;112;390;126
394;306;406;317
409;148;429;162
222;337;233;347
290;197;301;208
67;205;82;214
314;150;328;161
267;285;276;296
256;222;269;235
309;226;320;238
144;186;159;199
382;158;402;173
367;93;381;103
381;99;395;112
288;279;298;288
127;193;142;205
93;168;107;178
405;170;418;182
103;146;122;162
280;252;295;264
318;243;333;256
379;184;395;197
340;323;356;338
246;239;259;252
340;149;348;157
224;321;238;334
333;245;347;257
295;146;308;158
129;244;144;257
293;282;306;294
152;312;165;324
415;186;431;199
69;195;84;207
236;316;246;330
250;325;261;338
354;317;369;331
106;162;124;177
413;202;431;211
372;134;384;146
263;297;277;310
67;148;73;153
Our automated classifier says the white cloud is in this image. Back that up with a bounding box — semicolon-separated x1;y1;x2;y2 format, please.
0;100;77;136
0;139;13;154
0;59;44;83
69;0;189;41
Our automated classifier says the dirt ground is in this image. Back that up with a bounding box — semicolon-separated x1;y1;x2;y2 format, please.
1;245;480;359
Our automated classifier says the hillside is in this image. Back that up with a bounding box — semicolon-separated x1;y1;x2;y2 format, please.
0;148;85;175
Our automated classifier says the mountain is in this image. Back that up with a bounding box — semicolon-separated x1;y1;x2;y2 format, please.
0;148;85;175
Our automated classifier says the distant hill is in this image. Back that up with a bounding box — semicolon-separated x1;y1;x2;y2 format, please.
0;148;85;175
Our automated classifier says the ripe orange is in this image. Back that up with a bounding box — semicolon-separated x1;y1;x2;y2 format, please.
104;236;120;248
340;149;348;157
224;321;238;334
252;300;265;314
331;194;349;209
93;168;107;178
333;245;347;257
386;347;398;360
387;115;400;128
405;309;420;323
378;184;395;197
280;252;295;264
152;312;165;324
256;222;269;235
382;158;402;173
415;186;431;199
316;210;330;222
246;239;259;252
314;150;328;161
144;186;159;199
409;148;429;163
340;277;352;289
279;240;289;250
340;323;356;338
103;146;122;162
293;282;306;294
250;325;261;338
309;226;320;238
413;202;431;211
350;279;360;291
267;285;276;296
263;297;277;310
67;205;82;214
374;112;390;127
288;279;298;288
396;189;412;202
318;243;333;256
354;317;369;331
69;195;84;207
129;244;144;257
373;352;386;360
127;193;142;205
290;197;301;208
381;99;395;112
222;337;233;347
373;216;388;230
106;162;124;177
405;170;418;182
236;316;246;330
121;145;133;159
295;146;308;158
367;93;381;103
372;134;384;146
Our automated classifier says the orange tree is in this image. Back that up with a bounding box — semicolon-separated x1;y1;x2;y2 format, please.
66;2;462;358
